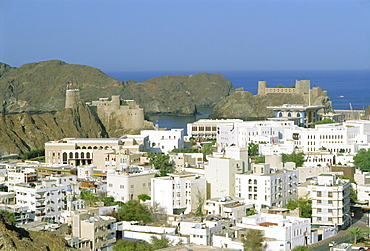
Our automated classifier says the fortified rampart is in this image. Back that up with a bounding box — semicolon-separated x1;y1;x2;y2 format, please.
89;95;145;134
258;80;328;107
65;88;145;136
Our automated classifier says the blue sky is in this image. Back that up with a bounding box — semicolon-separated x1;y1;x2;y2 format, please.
1;0;369;72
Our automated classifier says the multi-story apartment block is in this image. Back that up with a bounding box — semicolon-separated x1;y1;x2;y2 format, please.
13;179;66;221
62;207;116;250
235;163;298;211
6;167;38;190
151;173;206;215
140;128;184;154
107;170;155;202
304;174;351;228
204;147;248;199
287;120;370;154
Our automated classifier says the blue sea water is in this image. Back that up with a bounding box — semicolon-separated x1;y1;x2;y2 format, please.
106;70;370;131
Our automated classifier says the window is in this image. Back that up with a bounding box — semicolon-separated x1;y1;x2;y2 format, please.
328;209;332;213
317;200;322;204
109;184;113;187
328;217;333;222
328;191;333;197
120;185;124;189
317;217;322;221
317;208;322;213
317;191;322;197
328;200;333;204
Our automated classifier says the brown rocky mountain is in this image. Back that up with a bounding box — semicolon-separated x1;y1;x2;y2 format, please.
209;91;332;120
0;215;76;251
0;60;234;115
0;104;107;154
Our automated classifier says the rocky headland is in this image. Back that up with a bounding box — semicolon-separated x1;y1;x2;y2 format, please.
209;87;333;120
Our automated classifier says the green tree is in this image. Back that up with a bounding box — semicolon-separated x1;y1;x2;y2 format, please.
116;200;152;223
246;208;257;216
170;148;198;153
150;236;172;250
113;239;152;251
80;189;99;207
354;148;370;172
350;186;357;204
242;229;267;251
201;143;215;160
194;188;205;216
137;194;151;202
315;118;335;125
282;152;305;167
348;226;364;244
248;143;259;156
291;246;310;251
102;197;115;206
23;148;45;160
289;85;296;88
0;210;16;225
254;155;265;164
286;197;312;218
147;153;173;176
277;84;286;88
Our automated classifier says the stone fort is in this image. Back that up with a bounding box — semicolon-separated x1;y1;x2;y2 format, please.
65;88;145;135
257;79;329;106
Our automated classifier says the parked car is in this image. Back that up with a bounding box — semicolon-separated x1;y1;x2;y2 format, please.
329;241;337;247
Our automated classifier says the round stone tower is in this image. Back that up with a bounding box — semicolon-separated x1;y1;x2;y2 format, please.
65;89;81;109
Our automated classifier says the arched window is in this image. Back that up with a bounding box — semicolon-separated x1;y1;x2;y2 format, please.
297;113;300;117
88;146;92;149
279;112;283;117
62;152;67;162
75;152;79;159
69;152;73;158
93;146;98;149
82;146;86;149
81;152;85;159
87;152;91;158
288;112;291;117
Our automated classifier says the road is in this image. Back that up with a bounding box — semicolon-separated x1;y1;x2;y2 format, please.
310;210;368;251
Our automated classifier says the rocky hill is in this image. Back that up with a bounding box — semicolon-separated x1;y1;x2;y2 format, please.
0;60;234;115
0;104;107;154
122;73;235;115
209;91;333;120
0;215;76;251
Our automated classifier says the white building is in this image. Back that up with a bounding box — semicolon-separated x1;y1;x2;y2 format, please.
45;135;149;168
236;213;312;251
13;180;66;221
286;120;370;154
169;152;204;172
187;119;243;138
204;147;248;199
303;174;351;228
6;167;38;190
203;196;251;223
216;120;297;150
151;173;206;215
236;164;298;211
107;170;155;202
141;128;184;154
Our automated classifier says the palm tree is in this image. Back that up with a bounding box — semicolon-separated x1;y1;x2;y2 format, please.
348;226;363;244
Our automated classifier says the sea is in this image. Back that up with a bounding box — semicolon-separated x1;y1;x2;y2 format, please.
106;70;370;133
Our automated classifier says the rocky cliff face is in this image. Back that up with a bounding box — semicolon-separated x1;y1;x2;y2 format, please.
0;215;75;251
209;91;333;120
0;60;234;115
0;104;107;154
121;73;235;115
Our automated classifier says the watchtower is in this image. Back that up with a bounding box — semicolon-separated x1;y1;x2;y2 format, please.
65;88;82;109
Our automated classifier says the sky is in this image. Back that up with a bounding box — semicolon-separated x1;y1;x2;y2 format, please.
1;0;370;72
